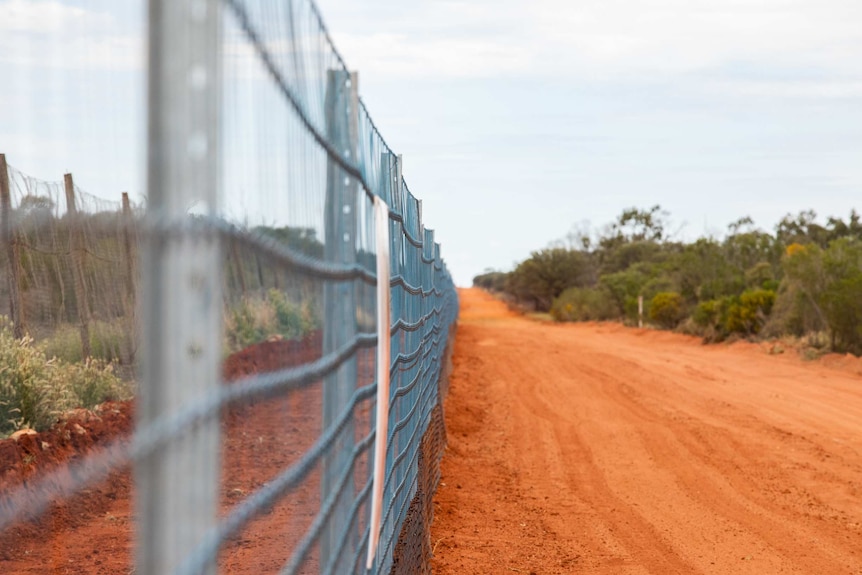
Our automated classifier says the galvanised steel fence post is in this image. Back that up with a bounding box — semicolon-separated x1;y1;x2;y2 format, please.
322;69;360;571
136;1;222;574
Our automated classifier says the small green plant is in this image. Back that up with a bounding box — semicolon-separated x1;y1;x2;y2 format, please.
67;358;127;408
649;292;684;329
224;292;320;353
43;320;131;364
267;289;306;339
226;299;271;351
0;333;73;434
0;318;128;436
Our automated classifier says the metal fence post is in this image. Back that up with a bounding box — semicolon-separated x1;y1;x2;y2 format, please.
322;68;359;572
136;1;222;574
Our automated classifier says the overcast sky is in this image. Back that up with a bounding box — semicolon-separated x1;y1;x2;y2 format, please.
2;0;861;285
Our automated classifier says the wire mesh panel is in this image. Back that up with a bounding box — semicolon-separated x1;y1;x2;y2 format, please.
0;164;140;378
0;0;458;573
211;1;458;571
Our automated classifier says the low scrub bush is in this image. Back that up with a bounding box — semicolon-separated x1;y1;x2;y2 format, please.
227;298;273;351
43;320;132;364
725;289;776;335
692;299;721;329
694;289;776;338
267;289;318;339
820;274;862;353
225;290;320;352
0;318;129;436
762;283;823;338
649;292;684;329
550;287;619;322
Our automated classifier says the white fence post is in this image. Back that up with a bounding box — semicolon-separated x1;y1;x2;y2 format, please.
366;196;391;570
638;295;644;328
136;1;222;574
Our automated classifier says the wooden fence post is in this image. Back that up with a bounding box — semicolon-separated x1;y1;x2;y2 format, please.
121;192;136;303
64;173;91;360
231;241;247;295
121;192;137;363
254;253;265;292
0;154;25;338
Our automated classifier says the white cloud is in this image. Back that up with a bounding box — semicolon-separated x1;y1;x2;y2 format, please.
530;0;862;77
317;0;862;93
708;79;862;99
0;0;103;33
0;0;141;70
333;32;529;78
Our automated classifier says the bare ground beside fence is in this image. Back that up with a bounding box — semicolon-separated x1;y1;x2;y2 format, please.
0;332;355;575
431;288;862;575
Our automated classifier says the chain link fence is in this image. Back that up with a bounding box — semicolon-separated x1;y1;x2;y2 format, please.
0;0;458;573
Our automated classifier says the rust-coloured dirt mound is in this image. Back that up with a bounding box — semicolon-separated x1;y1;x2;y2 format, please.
223;330;323;380
0;403;132;495
432;288;862;575
0;331;326;574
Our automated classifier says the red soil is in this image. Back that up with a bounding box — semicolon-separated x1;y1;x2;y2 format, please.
0;330;351;574
432;289;862;574
0;403;133;575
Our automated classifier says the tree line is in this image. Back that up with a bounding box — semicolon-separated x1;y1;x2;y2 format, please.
474;206;862;354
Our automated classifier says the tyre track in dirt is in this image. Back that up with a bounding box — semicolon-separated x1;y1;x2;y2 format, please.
431;289;862;574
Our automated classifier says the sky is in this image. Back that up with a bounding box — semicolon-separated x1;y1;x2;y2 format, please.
0;0;143;205
2;0;861;285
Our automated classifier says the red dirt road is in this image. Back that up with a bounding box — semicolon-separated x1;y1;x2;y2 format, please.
431;289;862;574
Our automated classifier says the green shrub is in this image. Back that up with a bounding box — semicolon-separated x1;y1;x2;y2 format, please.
0;318;128;436
649;292;684;329
268;289;314;339
550;287;619;322
43;320;131;364
693;299;721;328
600;267;650;323
725;289;776;335
42;325;82;363
226;299;271;351
225;292;320;353
820;274;862;353
67;359;128;408
472;271;509;292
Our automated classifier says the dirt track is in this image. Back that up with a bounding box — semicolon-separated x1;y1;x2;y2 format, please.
431;289;862;575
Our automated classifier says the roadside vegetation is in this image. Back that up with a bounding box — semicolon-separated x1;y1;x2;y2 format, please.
475;206;862;355
225;288;320;353
0;286;320;438
0;318;130;436
1;194;325;436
